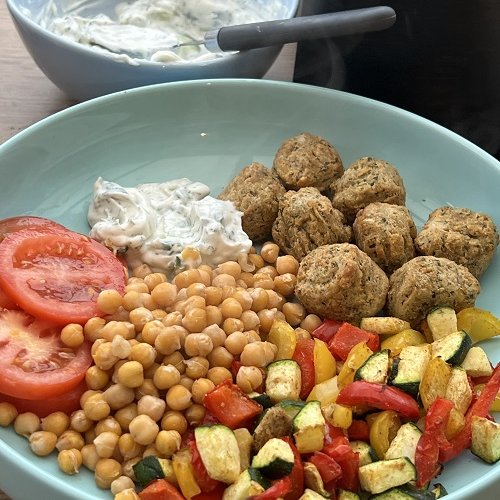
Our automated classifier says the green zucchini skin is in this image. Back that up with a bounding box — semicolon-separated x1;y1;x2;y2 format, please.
355;350;391;384
133;456;165;487
431;330;472;366
251;393;274;409
252;438;295;479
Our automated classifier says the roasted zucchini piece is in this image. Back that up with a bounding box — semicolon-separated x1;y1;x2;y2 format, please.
299;489;330;499
133;455;174;487
194;425;240;483
251;437;295;479
431;330;472;365
293;400;326;453
233;428;253;471
355;349;391;384
350;440;378;466
471;416;500;463
222;468;270;500
460;346;493;377
370;483;436;499
276;399;306;420
384;422;422;464
265;360;302;403
426;306;458;340
249;392;274;409
338;490;361;499
431;483;448;498
359;457;417;494
389;344;431;395
360;317;411;336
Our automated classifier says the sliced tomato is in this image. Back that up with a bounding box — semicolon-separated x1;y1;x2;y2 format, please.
0;216;67;242
0;229;126;325
0;287;18;310
0;380;87;417
0;309;92;399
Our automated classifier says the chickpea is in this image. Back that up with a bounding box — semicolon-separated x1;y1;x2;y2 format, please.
111;476;136;496
118;433;144;461
202;324;226;348
260;242;280;263
85;366;109;391
266;290;286;310
93;342;119;370
143;273;166;291
125;282;149;294
137;395;166;422
240;310;260;331
186;282;206;299
154;326;182;355
95;417;122;436
182;307;208;333
129;415;159;446
295;327;312;341
115;404;138;431
161;311;183;327
184;356;210;379
224;331;249;356
240;342;270;368
222;317;245;335
29;431;58;456
84;317;106;342
85;428;97;445
14;412;40;437
161;411;188;434
205;305;223;326
122;291;144;312
129;307;154;332
165;385;192;411
135;379;160;400
121;457;141;481
258;309;285;335
205;286;223;306
70;410;93;433
248;253;265;270
81;443;100;471
112;335;132;359
58;449;83;475
253;273;275;290
132;265;152;279
60;323;84;347
0;402;18;427
184;333;214;357
236;366;263;393
97;289;123;315
174;269;202;289
179;376;194;391
207;367;233;386
41;412;70;437
103;384;136;411
117;361;144;389
155;430;181;457
56;430;85;451
207;346;234;369
191;378;215;405
282;302;306;326
114;488;139;500
300;314;323;333
220;298;243;319
276;255;299;275
238;272;255;288
151;309;168;321
129;343;156;369
249;288;269;312
185;404;206;426
211;273;237;288
153;364;181;390
243;329;262;343
274;273;297;297
95;458;122;489
94;431;119;458
162;352;185;374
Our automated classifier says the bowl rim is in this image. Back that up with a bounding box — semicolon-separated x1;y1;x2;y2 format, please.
5;0;301;68
0;78;499;500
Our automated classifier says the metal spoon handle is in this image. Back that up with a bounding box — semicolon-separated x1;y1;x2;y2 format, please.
204;6;396;53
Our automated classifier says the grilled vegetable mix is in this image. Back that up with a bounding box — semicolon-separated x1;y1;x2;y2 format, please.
0;217;499;499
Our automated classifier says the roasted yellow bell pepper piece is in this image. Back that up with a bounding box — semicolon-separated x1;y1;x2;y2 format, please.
419;356;452;410
337;342;373;389
267;319;297;360
456;307;500;343
369;410;401;460
314;338;336;384
445;407;466;440
307;376;340;406
323;402;353;429
380;329;426;356
172;450;201;499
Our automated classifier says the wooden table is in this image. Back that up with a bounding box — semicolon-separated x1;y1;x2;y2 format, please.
0;1;296;146
0;3;295;498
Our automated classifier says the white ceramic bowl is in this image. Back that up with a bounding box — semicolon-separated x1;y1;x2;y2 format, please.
6;0;299;101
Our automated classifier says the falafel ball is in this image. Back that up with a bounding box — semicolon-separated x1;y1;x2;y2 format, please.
295;243;389;323
415;206;499;278
330;157;406;223
272;187;352;261
353;202;417;274
272;132;343;191
387;256;480;327
218;162;285;242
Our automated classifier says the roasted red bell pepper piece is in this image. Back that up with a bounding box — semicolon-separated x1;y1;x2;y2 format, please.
336;381;420;420
138;479;184;500
415;397;454;488
328;322;380;361
282;437;304;500
310;451;343;484
203;379;263;429
187;437;222;493
251;476;292;500
347;419;370;442
440;363;500;463
311;319;343;343
323;441;359;492
292;338;316;399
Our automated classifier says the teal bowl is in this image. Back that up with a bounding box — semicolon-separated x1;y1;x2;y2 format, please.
0;80;498;499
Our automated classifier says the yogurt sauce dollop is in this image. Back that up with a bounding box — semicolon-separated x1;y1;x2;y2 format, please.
88;177;252;273
40;0;288;63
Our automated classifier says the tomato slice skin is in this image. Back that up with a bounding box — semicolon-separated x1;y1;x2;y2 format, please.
0;216;67;242
0;380;87;417
0;309;92;400
0;229;126;325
